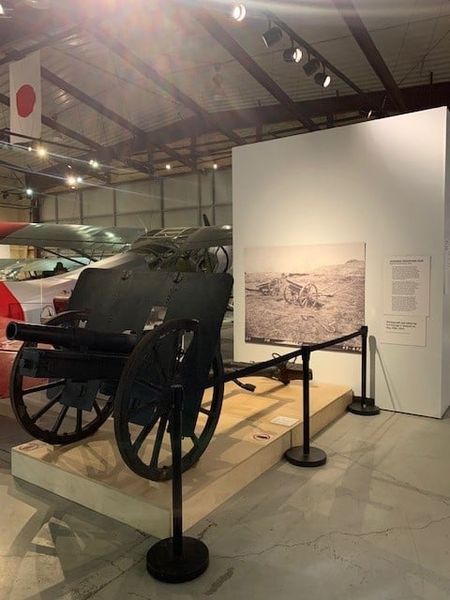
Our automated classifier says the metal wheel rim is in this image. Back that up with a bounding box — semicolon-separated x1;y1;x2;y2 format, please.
114;319;224;481
10;312;113;445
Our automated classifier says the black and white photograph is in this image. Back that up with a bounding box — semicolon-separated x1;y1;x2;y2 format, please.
245;242;366;352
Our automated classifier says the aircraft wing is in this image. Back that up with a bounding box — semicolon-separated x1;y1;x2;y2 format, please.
0;222;144;251
131;225;232;253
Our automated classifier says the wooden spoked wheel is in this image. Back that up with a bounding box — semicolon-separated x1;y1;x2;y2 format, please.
299;283;319;308
10;311;113;445
283;285;299;304
114;319;224;481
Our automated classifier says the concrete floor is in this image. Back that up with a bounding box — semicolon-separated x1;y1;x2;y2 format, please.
1;408;450;599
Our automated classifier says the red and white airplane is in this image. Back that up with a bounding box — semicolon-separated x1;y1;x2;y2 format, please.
0;221;232;397
0;221;145;397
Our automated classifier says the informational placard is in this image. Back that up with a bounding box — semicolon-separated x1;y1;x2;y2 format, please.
384;256;430;316
381;315;426;346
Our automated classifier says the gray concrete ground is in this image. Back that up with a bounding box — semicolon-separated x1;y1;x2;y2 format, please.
1;407;450;599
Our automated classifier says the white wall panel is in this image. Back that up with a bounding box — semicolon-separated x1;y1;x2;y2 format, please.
233;108;449;418
83;187;114;217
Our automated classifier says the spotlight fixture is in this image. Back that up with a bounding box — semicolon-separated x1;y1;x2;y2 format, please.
0;4;4;16
262;25;282;48
25;188;33;197
27;146;32;152
303;57;320;77
36;145;47;157
76;176;83;184
232;3;246;22
314;72;331;88
213;163;218;170
165;163;171;170
66;175;77;186
283;46;303;64
89;159;99;169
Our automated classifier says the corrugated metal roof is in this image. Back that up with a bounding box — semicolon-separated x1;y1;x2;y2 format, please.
0;0;448;193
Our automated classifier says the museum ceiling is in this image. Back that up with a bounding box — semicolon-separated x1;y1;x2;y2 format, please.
0;0;448;201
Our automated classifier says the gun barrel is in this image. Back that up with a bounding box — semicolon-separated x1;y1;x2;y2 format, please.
6;321;138;354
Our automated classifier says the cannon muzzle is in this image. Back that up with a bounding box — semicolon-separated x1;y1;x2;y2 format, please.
7;321;138;354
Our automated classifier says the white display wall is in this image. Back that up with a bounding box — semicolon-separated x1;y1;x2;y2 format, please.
233;107;450;418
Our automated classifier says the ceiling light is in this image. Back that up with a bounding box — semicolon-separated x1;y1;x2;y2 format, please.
262;25;282;48
26;188;33;197
66;175;76;186
303;57;321;77
36;145;47;157
0;4;4;16
314;72;331;88
213;163;218;170
283;47;303;64
165;163;171;170
27;146;32;152
76;176;83;184
232;3;246;22
89;159;99;168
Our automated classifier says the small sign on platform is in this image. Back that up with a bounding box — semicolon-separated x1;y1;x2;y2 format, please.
270;416;299;427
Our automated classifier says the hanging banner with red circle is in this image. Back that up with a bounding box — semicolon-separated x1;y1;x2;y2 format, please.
9;51;41;144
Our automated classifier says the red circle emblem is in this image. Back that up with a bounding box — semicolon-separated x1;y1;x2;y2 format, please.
16;84;36;118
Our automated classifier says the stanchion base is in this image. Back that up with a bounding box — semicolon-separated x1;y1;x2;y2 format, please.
348;396;380;416
147;536;209;583
284;446;327;468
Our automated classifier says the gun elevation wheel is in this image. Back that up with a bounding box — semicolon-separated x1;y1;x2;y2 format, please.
10;311;113;445
114;319;224;481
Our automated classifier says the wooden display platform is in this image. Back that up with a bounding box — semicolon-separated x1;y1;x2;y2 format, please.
11;378;352;538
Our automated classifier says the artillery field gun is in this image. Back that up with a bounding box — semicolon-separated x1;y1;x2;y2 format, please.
8;268;313;482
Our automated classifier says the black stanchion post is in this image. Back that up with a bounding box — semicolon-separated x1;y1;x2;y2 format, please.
146;384;209;583
348;326;380;416
284;347;327;468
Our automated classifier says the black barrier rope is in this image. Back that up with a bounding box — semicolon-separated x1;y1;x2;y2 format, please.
222;326;364;383
222;325;380;468
284;325;380;468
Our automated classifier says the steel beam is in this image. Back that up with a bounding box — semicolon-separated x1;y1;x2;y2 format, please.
266;11;364;96
332;0;407;111
41;67;194;170
88;26;245;147
0;91;101;151
25;80;450;191
192;7;318;131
